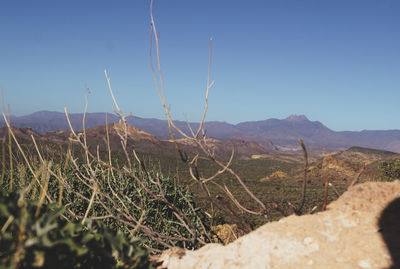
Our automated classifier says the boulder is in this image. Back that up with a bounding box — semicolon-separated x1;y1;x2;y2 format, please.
158;181;400;268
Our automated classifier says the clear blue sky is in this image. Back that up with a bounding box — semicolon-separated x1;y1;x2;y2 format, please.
0;0;399;131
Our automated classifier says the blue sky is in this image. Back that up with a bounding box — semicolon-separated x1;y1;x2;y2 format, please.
0;0;399;131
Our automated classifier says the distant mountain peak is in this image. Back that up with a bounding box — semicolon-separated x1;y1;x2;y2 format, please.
28;110;65;118
285;115;309;122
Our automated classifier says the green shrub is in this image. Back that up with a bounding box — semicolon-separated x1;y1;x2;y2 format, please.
0;190;153;269
1;161;211;251
379;159;400;180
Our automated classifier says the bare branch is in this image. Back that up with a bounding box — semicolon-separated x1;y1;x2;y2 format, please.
328;182;341;197
202;147;235;183
350;163;366;188
2;114;53;203
195;38;214;138
322;177;329;211
295;138;308;215
223;184;263;216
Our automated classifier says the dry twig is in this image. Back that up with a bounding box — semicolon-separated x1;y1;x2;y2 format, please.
349;163;366;188
295;138;308;215
322;177;329;211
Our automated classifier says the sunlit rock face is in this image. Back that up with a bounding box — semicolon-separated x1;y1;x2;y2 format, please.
158;181;400;269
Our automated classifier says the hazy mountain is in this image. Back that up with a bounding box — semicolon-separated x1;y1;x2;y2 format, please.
2;111;400;153
0;111;277;151
1;111;121;133
235;115;336;150
235;115;400;153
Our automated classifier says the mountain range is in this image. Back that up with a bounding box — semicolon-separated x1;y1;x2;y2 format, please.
2;111;400;153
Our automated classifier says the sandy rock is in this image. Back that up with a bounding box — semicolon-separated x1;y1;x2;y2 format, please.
158;181;400;269
307;154;357;179
211;224;245;245
259;171;288;182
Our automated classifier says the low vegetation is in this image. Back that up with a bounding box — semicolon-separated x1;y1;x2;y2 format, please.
0;190;152;269
379;159;400;180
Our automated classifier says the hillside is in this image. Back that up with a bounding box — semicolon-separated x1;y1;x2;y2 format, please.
333;146;397;164
0;123;271;162
3;111;400;153
305;146;396;185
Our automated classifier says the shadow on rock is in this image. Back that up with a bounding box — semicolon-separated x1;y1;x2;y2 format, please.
379;197;400;269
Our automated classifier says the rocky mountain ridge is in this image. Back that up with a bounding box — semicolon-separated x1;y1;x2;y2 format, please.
3;111;400;153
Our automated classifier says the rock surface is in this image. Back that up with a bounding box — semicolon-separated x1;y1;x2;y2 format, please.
158;181;400;269
259;170;289;182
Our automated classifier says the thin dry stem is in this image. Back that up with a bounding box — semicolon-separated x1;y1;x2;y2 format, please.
1;137;5;184
350;163;365;188
149;0;268;222
1;215;14;234
296;138;308;214
322;177;329;211
328;182;341;197
195;38;215;139
35;161;52;217
223;184;262;215
2;114;53;203
31;135;44;162
202;147;234;183
8;105;13;191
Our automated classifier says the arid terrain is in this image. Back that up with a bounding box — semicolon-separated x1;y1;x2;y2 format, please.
2;114;398;226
